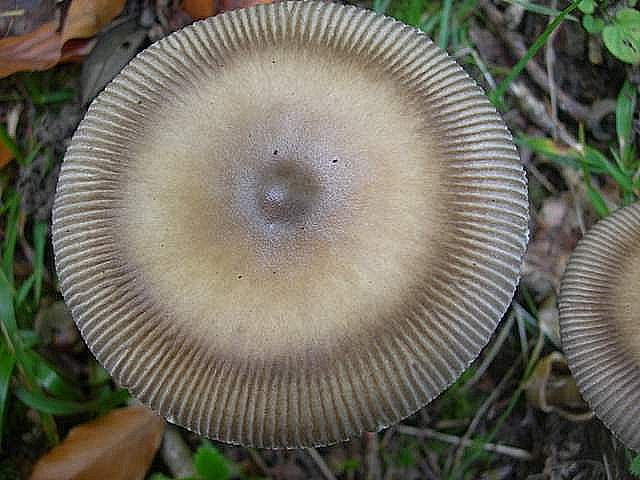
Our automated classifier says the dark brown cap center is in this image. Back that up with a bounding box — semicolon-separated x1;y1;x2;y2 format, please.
258;163;320;225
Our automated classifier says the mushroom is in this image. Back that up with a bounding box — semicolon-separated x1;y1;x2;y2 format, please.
559;202;640;451
52;1;529;447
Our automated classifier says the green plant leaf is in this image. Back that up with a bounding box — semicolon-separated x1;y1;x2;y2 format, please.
14;387;128;415
582;14;605;33
631;454;640;477
193;441;231;480
21;350;82;400
578;0;595;14
338;458;361;474
603;8;640;64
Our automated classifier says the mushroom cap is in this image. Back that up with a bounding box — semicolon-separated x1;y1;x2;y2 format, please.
559;202;640;451
52;1;528;447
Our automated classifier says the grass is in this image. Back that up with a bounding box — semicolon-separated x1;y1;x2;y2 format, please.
490;0;582;106
0;72;130;455
1;0;639;477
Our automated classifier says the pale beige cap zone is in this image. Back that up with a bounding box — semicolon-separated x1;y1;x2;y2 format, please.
560;202;640;451
52;1;529;447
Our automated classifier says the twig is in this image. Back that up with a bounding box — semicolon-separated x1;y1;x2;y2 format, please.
307;448;338;480
161;425;196;478
545;0;559;139
602;452;612;480
0;9;25;17
449;359;521;472
364;432;382;480
523;155;559;194
396;425;533;461
509;80;578;147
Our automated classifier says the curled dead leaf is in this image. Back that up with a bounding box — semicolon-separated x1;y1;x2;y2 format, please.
525;352;594;422
30;405;165;480
220;0;274;11
0;0;125;78
182;0;217;19
181;0;275;19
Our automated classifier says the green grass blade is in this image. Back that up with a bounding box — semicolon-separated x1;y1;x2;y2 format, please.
14;387;129;416
420;12;442;34
0;343;16;443
1;192;20;284
32;221;47;307
631;454;640;476
586;185;609;217
0;271;20;357
391;0;425;25
491;0;580;104
439;0;455;48
616;81;636;167
21;144;42;167
516;136;582;168
500;0;578;20
15;274;35;308
373;0;391;14
22;350;82;400
583;146;634;192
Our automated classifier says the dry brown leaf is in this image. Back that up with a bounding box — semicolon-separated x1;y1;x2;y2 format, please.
525;352;593;422
0;143;13;169
62;0;126;43
0;0;125;78
30;405;165;480
182;0;217;19
220;0;273;12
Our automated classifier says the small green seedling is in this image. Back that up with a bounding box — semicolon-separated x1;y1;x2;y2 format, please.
149;441;242;480
580;0;640;64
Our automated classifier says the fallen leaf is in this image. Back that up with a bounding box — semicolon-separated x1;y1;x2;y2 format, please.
0;0;125;78
0;143;13;169
81;18;148;104
525;352;593;422
220;0;274;12
62;0;127;43
182;0;216;19
30;405;165;480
